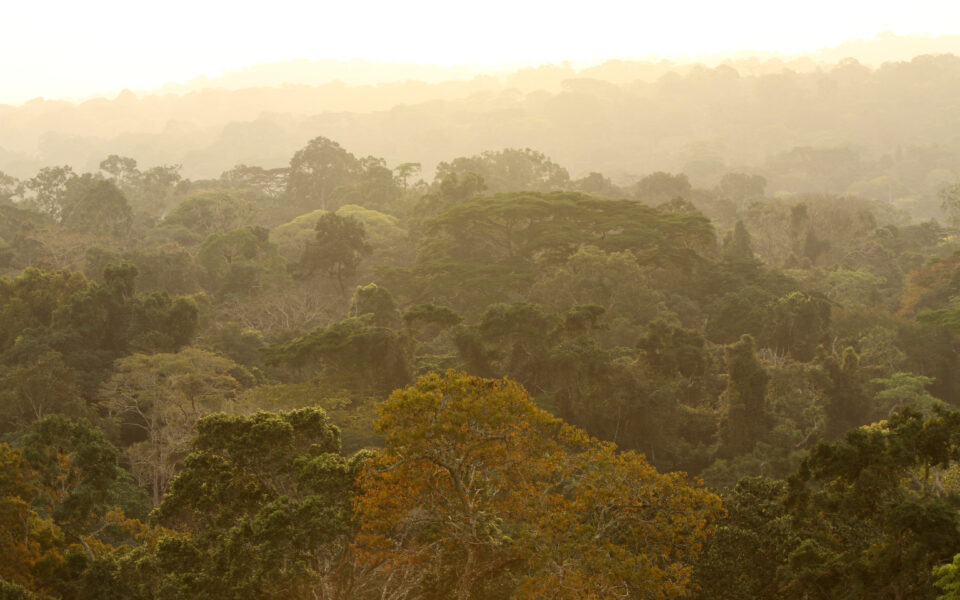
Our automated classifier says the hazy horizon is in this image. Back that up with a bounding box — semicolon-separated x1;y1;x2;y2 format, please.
4;0;960;105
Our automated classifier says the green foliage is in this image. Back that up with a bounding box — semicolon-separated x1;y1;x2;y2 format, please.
935;553;960;599
236;384;382;453
265;318;409;390
348;283;399;328
434;148;570;194
84;246;201;296
633;171;691;204
0;266;199;392
24;166;74;220
529;245;660;345
896;320;960;406
816;347;872;439
0;351;87;433
269;208;326;263
201;321;265;368
286;136;362;210
330;156;401;209
763;291;832;361
402;303;462;330
60;176;132;238
781;407;960;600
718;335;771;458
705;285;778;344
297;212;371;291
159;191;242;241
639;320;708;379
872;372;942;415
415;191;714;311
8;126;960;600
99;348;249;506
694;477;796;600
722;220;756;261
17;415;149;539
918;303;960;334
197;226;288;298
0;580;35;600
125;408;366;600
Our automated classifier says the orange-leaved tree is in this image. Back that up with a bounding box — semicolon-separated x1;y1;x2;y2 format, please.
354;370;722;600
0;442;64;598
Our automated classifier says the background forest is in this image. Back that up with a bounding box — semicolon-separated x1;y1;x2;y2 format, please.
3;45;960;599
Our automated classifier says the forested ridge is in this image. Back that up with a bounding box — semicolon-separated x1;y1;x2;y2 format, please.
4;52;960;222
3;75;960;599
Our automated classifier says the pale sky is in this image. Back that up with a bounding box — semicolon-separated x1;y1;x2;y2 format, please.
2;0;958;104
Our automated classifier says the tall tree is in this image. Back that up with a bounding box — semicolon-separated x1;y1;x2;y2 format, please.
718;335;770;458
24;166;75;220
286;137;362;210
356;371;722;600
61;176;133;238
98;348;248;506
298;212;371;292
124;408;369;600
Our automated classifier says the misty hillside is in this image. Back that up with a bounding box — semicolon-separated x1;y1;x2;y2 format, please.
2;37;960;222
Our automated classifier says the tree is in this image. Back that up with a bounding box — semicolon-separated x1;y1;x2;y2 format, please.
0;170;21;204
355;371;722;600
718;335;770;458
693;477;797;600
393;162;421;192
0;266;199;392
299;212;371;292
762;291;831;362
219;164;289;198
160;191;242;239
940;183;960;227
134;164;185;218
529;245;660;346
434;148;570;194
17;416;150;551
572;171;622;198
61;176;133;238
633;171;691;204
816;347;871;439
0;442;64;596
99;155;139;188
723;221;756;261
415;191;714;311
197;226;288;298
0;580;36;600
286;137;362;210
0;417;151;599
348;283;400;327
783;407;960;600
0;351;87;433
330;156;401;209
24;166;75;220
98;348;248;506
265;317;409;391
124;408;369;600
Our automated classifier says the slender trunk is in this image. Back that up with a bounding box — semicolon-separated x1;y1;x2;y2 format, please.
457;545;476;600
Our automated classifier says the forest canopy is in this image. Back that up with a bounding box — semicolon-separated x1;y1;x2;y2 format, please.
3;44;960;600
